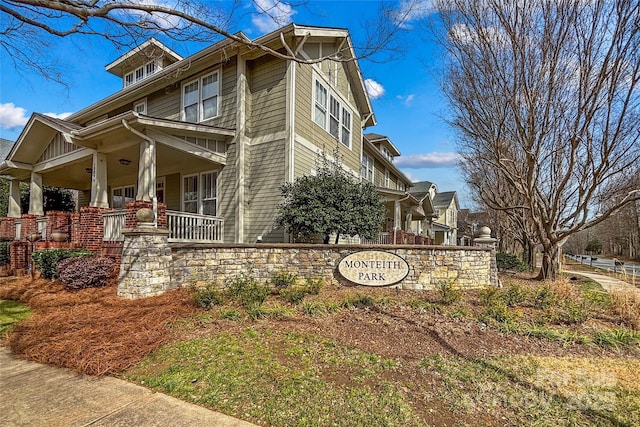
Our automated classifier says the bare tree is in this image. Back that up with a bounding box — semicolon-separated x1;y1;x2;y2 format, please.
0;0;418;84
435;0;640;280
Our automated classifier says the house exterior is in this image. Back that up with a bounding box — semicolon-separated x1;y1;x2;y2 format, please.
0;24;443;251
410;181;459;245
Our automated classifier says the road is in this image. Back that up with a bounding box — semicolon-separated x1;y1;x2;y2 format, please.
566;254;640;278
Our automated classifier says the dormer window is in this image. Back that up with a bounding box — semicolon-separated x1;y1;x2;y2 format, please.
381;146;393;162
123;59;161;88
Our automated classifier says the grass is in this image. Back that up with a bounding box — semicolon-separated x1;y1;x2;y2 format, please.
0;299;31;337
125;329;421;427
4;272;640;426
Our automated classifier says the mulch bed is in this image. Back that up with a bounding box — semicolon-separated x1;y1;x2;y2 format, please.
0;277;196;375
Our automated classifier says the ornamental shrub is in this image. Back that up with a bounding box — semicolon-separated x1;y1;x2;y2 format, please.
56;256;115;291
496;252;528;272
0;242;10;265
32;249;93;280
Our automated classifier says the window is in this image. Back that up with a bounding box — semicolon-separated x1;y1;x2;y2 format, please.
112;185;135;209
384;169;390;188
314;80;327;127
341;108;351;147
183;171;218;216
134;99;147;114
123;59;161;88
361;153;374;183
313;79;353;148
182;71;220;122
381;147;393;162
397;181;406;192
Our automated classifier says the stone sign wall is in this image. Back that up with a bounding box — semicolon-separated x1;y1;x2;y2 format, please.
169;244;498;290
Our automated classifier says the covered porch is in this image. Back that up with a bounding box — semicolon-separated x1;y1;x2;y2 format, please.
0;111;234;247
360;189;436;245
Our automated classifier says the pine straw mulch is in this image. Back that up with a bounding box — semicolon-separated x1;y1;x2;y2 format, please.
0;276;196;376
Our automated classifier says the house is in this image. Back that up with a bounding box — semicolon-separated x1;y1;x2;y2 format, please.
410;181;459;245
0;24;437;250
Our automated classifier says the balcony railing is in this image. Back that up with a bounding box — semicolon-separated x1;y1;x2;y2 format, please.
167;210;224;243
103;210;126;242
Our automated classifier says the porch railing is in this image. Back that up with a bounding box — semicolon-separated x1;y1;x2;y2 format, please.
37;217;47;240
102;209;224;243
360;232;391;245
103;210;126;242
167;210;224;243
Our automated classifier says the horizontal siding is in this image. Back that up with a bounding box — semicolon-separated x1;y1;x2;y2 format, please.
219;142;237;243
247;140;285;242
164;173;180;210
247;56;287;138
203;59;237;129
147;89;180;119
294;141;317;178
294;64;362;175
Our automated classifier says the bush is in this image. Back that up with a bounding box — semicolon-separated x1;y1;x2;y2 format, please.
270;271;298;289
304;277;323;295
279;286;308;304
32;249;93;280
192;284;223;310
533;285;557;309
57;256;115;291
502;283;528;307
496;252;528;272
437;281;461;305
0;242;10;265
225;272;269;309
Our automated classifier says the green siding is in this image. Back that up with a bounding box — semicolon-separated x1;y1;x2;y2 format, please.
246;140;286;242
164;173;181;210
294;64;362;176
219;142;237;242
247;56;287;138
294;141;316;179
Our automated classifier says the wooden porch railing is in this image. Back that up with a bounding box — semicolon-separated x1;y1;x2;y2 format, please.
103;210;126;242
166;210;224;243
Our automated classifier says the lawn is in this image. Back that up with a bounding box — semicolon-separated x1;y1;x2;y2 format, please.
0;299;31;337
1;271;639;426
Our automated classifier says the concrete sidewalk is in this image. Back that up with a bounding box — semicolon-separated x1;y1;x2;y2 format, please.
0;347;256;427
564;270;640;296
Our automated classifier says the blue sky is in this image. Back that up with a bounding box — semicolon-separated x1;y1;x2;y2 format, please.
0;0;469;206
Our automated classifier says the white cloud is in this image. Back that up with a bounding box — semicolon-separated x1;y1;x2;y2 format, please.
0;103;29;129
365;79;385;100
397;94;415;106
252;0;295;33
44;112;73;120
395;152;461;168
123;0;183;30
394;0;435;29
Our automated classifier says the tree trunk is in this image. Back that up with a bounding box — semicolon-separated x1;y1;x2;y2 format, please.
537;242;561;280
323;234;330;244
334;233;340;244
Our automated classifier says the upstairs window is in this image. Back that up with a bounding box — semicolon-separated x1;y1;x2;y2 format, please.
361;153;374;183
313;79;353;148
124;59;161;88
397;181;406;192
381;146;393;162
134;99;147;114
182;71;220;123
384;169;390;188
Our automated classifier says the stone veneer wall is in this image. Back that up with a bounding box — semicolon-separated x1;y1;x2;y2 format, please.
170;244;498;290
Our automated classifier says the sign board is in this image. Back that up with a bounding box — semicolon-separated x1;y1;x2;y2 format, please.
338;251;410;286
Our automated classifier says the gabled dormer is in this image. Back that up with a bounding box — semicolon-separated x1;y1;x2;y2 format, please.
363;133;401;163
105;38;183;88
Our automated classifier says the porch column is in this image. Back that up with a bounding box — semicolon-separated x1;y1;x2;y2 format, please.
136;140;156;202
28;172;43;216
393;200;401;230
8;179;21;218
90;152;109;208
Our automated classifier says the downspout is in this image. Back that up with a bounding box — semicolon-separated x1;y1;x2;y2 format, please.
394;193;411;244
122;119;157;227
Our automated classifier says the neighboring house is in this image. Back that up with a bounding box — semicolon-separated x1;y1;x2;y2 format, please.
0;25;378;244
410;181;459;245
457;209;489;246
360;133;434;244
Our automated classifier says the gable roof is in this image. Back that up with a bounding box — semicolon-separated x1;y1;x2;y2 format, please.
68;24;376;128
363;133;401;156
0;138;14;162
433;191;458;208
105;38;183;78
